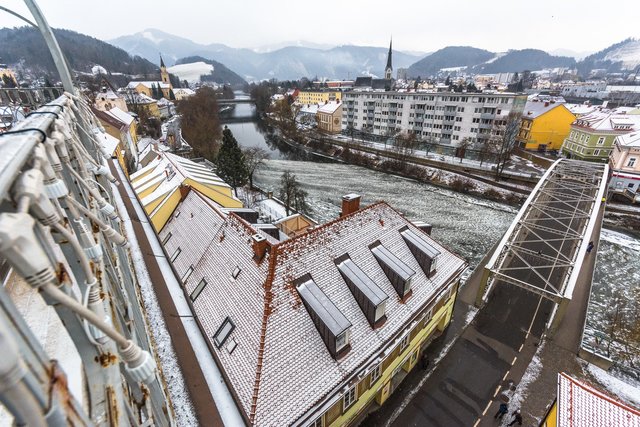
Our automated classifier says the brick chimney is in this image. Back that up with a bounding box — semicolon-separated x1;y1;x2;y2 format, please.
341;194;361;217
252;233;269;262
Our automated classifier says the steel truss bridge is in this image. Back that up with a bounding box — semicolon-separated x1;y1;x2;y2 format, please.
477;159;609;333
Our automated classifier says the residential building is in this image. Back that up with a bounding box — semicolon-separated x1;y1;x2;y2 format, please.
172;87;195;101
561;109;640;162
566;103;599;118
297;89;343;106
342;90;527;146
517;98;576;151
127;81;173;99
125;92;161;118
92;106;139;170
317;101;343;134
130;149;241;230
158;192;466;427
540;373;640;427
94;81;128;112
608;131;640;202
157;97;174;119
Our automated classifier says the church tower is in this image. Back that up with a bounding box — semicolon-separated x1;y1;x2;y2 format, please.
160;54;170;86
384;38;393;80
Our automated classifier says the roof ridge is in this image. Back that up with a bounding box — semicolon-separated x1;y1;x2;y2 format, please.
249;248;278;423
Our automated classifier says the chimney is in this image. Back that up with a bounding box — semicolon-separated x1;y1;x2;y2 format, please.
252;233;268;262
341;194;361;217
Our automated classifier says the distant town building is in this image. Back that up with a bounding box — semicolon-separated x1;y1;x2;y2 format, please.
396;68;407;81
297;89;343;105
94;80;128;112
157;192;467;426
608;131;640;202
517;97;576;152
317;101;343;134
125;92;161;118
92;106;139;170
172;87;195;101
342;91;527;146
561;108;640;162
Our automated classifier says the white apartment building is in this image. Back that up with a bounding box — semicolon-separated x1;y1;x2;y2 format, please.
341;90;527;146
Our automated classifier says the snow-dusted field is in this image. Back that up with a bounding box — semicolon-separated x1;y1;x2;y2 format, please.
167;61;214;83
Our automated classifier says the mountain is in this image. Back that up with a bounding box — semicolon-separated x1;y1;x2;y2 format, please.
172;56;246;86
407;46;495;77
109;28;424;81
550;48;593;60
0;26;157;77
474;49;576;73
576;38;640;75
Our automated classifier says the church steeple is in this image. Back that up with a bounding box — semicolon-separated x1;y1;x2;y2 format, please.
160;53;170;85
385;37;393;80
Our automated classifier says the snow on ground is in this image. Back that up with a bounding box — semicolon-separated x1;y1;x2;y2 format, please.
586;364;640;407
91;65;107;75
111;176;197;426
503;341;545;425
604;39;640;70
167;61;214;83
464;306;479;326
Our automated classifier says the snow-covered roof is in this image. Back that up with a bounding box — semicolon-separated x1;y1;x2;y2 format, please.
126;92;157;105
158;194;467;426
522;99;569;119
93;128;120;155
557;373;640;427
127;81;171;90
566;103;599;116
318;101;342;114
157;98;174;106
130;149;239;221
96;87;121;100
573;110;640;132
298;104;319;115
173;88;195;95
616;132;640;148
107;107;135;126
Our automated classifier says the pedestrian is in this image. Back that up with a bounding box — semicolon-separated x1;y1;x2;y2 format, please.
586;241;594;253
537;250;542;256
421;353;430;370
494;402;508;420
507;409;523;426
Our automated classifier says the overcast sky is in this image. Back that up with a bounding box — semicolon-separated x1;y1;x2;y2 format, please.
1;0;638;54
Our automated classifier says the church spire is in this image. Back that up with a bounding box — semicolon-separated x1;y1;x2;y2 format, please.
385;37;393;80
160;53;166;68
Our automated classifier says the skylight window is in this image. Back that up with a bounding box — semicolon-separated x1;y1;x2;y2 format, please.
232;266;241;279
170;247;181;262
190;278;207;302
213;317;235;348
162;232;172;245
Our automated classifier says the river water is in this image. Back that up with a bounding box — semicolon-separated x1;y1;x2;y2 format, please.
223;95;640;364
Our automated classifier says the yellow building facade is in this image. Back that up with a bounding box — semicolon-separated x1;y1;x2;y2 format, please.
297;90;342;106
323;284;458;427
517;102;576;151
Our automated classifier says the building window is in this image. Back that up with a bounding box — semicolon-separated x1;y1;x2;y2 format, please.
309;416;323;427
343;385;357;410
170;247;181;262
336;329;350;352
181;265;194;283
162;232;172;245
593;149;600;156
400;335;409;351
190;278;207;302
371;363;382;384
213;317;235;348
628;158;637;167
597;136;605;145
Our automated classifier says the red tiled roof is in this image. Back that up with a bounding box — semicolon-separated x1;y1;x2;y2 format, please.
557;372;640;427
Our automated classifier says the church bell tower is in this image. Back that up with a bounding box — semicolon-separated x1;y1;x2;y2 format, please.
384;38;393;80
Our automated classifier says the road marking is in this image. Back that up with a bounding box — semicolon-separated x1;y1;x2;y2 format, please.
493;385;502;397
473;418;481;427
511;356;518;365
502;371;510;381
482;401;492;416
518;343;524;352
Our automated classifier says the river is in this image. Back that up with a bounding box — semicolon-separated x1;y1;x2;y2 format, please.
223;94;640;365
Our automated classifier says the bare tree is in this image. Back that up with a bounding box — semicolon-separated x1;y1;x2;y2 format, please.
279;171;308;216
394;131;418;162
456;137;473;163
492;111;521;180
243;146;270;189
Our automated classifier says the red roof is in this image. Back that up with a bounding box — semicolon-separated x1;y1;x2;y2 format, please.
557;372;640;427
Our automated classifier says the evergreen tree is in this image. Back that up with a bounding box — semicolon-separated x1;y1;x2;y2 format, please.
445;75;451;86
216;126;248;195
169;89;176;101
151;83;158;99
